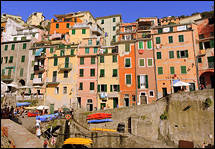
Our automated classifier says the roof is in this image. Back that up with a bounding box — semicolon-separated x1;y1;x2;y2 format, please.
96;14;122;20
27;12;45;21
54;11;96;21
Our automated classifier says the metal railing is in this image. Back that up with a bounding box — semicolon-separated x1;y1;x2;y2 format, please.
58;63;73;69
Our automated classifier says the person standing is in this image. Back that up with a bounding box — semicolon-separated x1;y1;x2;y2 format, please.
36;118;41;128
44;138;49;148
42;107;45;115
36;126;41;139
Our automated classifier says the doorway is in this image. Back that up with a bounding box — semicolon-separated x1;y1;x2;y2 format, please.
124;98;129;107
128;117;131;134
100;103;106;110
113;97;118;108
86;99;93;111
173;86;181;93
162;88;167;97
189;83;195;91
77;97;81;108
200;77;206;87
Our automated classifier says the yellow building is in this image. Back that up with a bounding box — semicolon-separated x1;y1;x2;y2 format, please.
45;43;78;110
97;46;120;109
26;12;45;26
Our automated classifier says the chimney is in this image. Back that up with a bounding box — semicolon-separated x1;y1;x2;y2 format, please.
62;18;65;22
51;18;54;22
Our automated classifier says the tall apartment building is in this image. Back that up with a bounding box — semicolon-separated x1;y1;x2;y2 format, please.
96;14;122;46
135;17;158;104
26;12;45;26
195;17;214;89
151;23;199;99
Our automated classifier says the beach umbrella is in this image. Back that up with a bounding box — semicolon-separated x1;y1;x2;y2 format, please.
172;81;191;87
32;85;42;100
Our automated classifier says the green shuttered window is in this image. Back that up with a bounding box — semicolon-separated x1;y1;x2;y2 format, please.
125;58;131;67
72;29;75;35
80;69;84;77
158;28;163;33
80;57;84;65
11;44;15;50
90;69;95;77
157;52;162;59
50;48;54;53
181;66;187;74
21;55;25;62
113;18;116;22
60;50;65;56
126;74;132;85
139;59;145;67
198;57;202;63
170;67;175;74
4;45;8;51
210;39;214;48
100;69;105;77
23;43;26;49
148;59;153;66
66;23;70;28
139;41;143;49
90;82;94;90
65;57;69;68
94;47;98;53
82;29;86;34
156;37;161;44
125;43;130;52
113;69;117;77
168;36;173;43
112;55;117;62
147;40;152;49
100;56;104;63
30;73;34;80
56;23;59;29
158;67;163;74
54;58;58;66
9;56;13;63
91;57;95;64
169;51;174;59
88;40;92;45
85;48;89;54
199;42;203;50
70;49;75;55
179;35;184;42
79;83;83;90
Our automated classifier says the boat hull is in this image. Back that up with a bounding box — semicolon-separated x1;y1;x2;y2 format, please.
88;119;113;123
36;113;59;122
27;112;38;117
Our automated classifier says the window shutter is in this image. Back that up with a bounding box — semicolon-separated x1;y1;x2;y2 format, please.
169;51;174;59
199;42;203;50
198;57;202;63
21;55;25;62
80;57;84;65
70;49;74;55
145;75;148;88
85;48;89;54
137;75;140;89
9;56;13;63
117;85;120;92
157;52;161;59
8;69;11;76
94;47;98;53
170;67;175;74
170;27;173;32
158;67;163;74
139;41;143;49
5;45;8;51
177;51;180;58
11;44;15;50
65;57;69;68
158;28;163;33
54;58;58;66
50;47;54;53
23;43;26;49
72;29;75;34
126;75;131;84
110;85;112;92
104;85;107;92
169;36;173;43
181;66;186;74
30;73;34;80
185;50;189;58
82;29;86;34
113;69;117;76
98;85;100;92
147;40;152;49
66;23;70;28
140;59;144;66
100;56;104;63
32;61;34;67
125;59;130;66
112;55;117;62
125;43;130;52
91;57;95;64
20;68;23;77
210;39;214;48
156;37;160;44
148;59;152;66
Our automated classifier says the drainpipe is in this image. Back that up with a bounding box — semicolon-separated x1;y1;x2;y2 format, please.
152;33;158;100
191;28;200;90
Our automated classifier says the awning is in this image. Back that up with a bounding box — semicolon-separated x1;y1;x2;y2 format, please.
4;66;15;72
35;48;44;56
172;80;180;84
172;81;191;87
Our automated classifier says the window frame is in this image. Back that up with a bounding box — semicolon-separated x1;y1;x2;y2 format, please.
180;66;187;74
169;51;174;59
125;58;131;68
85;48;90;54
147;58;153;67
125;74;132;85
139;58;145;67
178;34;184;42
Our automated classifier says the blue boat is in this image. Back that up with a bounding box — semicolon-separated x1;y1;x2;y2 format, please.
16;102;31;107
36;113;59;122
88;119;113;123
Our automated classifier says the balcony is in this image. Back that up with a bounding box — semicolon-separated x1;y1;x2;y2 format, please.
33;78;44;84
46;77;60;85
34;65;45;72
118;35;136;41
91;27;102;35
137;33;151;39
138;26;151;31
112;49;118;54
1;75;13;81
58;63;73;70
208;62;214;68
198;49;206;56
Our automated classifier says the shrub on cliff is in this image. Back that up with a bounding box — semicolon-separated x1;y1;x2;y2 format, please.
160;111;168;120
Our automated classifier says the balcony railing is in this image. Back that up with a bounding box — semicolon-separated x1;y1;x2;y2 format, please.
137;33;151;39
46;77;60;84
198;49;206;55
118;36;135;41
208;62;214;68
34;65;45;71
58;63;73;70
33;78;43;84
138;26;151;31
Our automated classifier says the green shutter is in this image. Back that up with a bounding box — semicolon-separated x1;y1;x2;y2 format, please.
9;56;13;63
169;51;174;59
60;50;65;56
32;49;36;55
112;55;117;62
147;40;152;49
82;29;86;34
148;59;153;66
113;69;117;76
104;85;107;92
23;43;26;49
137;75;140;89
170;67;175;74
110;85;113;92
11;44;15;50
185;50;189;58
210;39;214;48
91;57;95;64
145;75;148;88
88;40;92;45
80;57;84;65
20;68;23;77
117;85;120;92
126;75;131;84
199;42;203;50
158;28;163;33
156;37;161;44
50;48;54;53
139;41;143;49
181;66;186;74
90;82;94;90
94;47;98;53
179;35;184;42
125;59;130;67
21;55;25;62
65;57;69;68
157;52;161;59
85;48;89;54
70;49;74;55
100;56;104;63
54;58;58;66
30;73;34;80
139;59;144;66
72;29;75;35
177;51;180;58
5;45;8;51
198;57;202;63
90;69;95;76
56;23;59;28
13;37;17;41
38;73;42;78
158;67;163;74
8;69;12;76
168;36;173;43
66;23;70;28
5;57;8;63
113;26;116;31
125;43;130;52
98;85;100;92
113;18;116;22
170;27;173;32
100;69;104;76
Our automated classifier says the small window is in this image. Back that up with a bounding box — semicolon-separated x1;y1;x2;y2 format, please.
157;52;162;59
177;50;188;58
79;83;83;90
112;55;117;63
168;36;173;43
169;51;174;59
139;59;145;67
100;69;105;77
113;69;118;77
30;73;34;80
101;19;104;24
11;44;15;50
170;27;173;32
147;58;153;67
125;43;130;52
113;36;116;42
170;66;175;74
100;84;107;92
126;74;132;85
70;49;74;55
198;57;202;63
88;40;92;45
158;67;163;75
4;45;8;51
72;29;76;35
23;43;27;49
66;23;70;28
181;66;187;74
149;91;154;97
90;82;94;90
21;37;26;40
55;87;59;94
178;35;184;42
199;34;204;39
13;37;17;41
132;95;135;102
113;26;116;31
113;18;116;22
125;58;131;67
147;40;152;49
158;28;163;33
80;57;84;65
100;56;104;63
5;57;8;63
54;58;58;66
63;86;67;94
111;85;120;92
90;69;95;77
156;37;161;44
85;48;89;54
20;68;24;77
21;55;25;62
50;47;54;53
56;23;59;29
60;50;65;56
9;56;13;63
82;29;86;34
94;47;98;53
91;57;95;64
139;41;144;49
64;70;68;78
79;69;84;77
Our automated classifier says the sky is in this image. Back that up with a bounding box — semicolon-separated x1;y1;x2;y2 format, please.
1;1;214;23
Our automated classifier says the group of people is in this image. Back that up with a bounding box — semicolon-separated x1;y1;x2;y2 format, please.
1;103;16;119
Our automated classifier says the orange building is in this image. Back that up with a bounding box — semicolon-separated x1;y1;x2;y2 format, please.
195;17;214;89
152;23;199;99
113;22;137;107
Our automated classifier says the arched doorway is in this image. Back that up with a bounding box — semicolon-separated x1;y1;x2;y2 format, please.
200;71;214;89
18;79;25;86
86;99;93;111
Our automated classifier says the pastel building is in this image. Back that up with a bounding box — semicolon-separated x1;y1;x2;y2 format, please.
113;22;137;107
195;17;214;89
97;45;120;109
159;16;181;26
135;17;158;104
26;12;45;26
151;23;199;99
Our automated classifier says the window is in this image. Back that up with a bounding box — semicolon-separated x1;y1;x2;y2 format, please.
74;18;77;22
5;45;8;51
137;75;148;89
38;73;42;78
79;83;83;90
82;29;86;34
90;69;95;77
139;41;144;49
32;34;35;37
178;35;184;42
80;57;84;65
112;55;117;63
110;85;120;92
20;68;24;77
168;36;173;43
100;56;104;63
94;47;98;53
72;29;75;35
79;69;84;77
147;58;153;67
30;73;34;80
31;61;35;67
50;47;54;53
99;84;107;92
210;40;214;48
21;55;25;62
139;59;145;67
66;23;70;28
147;40;152;49
91;57;95;64
63;86;67;94
125;43;130;52
9;56;13;63
156;37;161;44
8;69;12;76
199;34;204;39
23;43;26;49
158;67;163;75
210;32;214;37
101;19;104;24
113;26;116;31
70;49;74;55
56;23;59;29
170;27;173;32
113;18;116;22
181;66;187;74
125;58;131;67
170;66;175;74
198;57;202;63
1;57;3;64
113;36;116;42
113;69;118;77
88;40;92;45
177;50;188;58
13;37;17;41
90;82;94;90
169;51;174;59
54;58;58;66
85;48;89;54
55;87;59;94
126;74;132;85
207;56;214;68
158;28;163;33
60;50;65;56
5;57;8;63
64;70;68;78
11;44;15;50
149;91;154;97
21;37;26;40
103;49;108;54
100;69;105;77
157;52;162;59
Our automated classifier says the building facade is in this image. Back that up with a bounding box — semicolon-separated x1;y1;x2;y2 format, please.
159;16;180;26
26;12;45;26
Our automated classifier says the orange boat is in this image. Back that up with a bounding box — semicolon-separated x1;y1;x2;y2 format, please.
27;112;39;117
87;113;112;120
